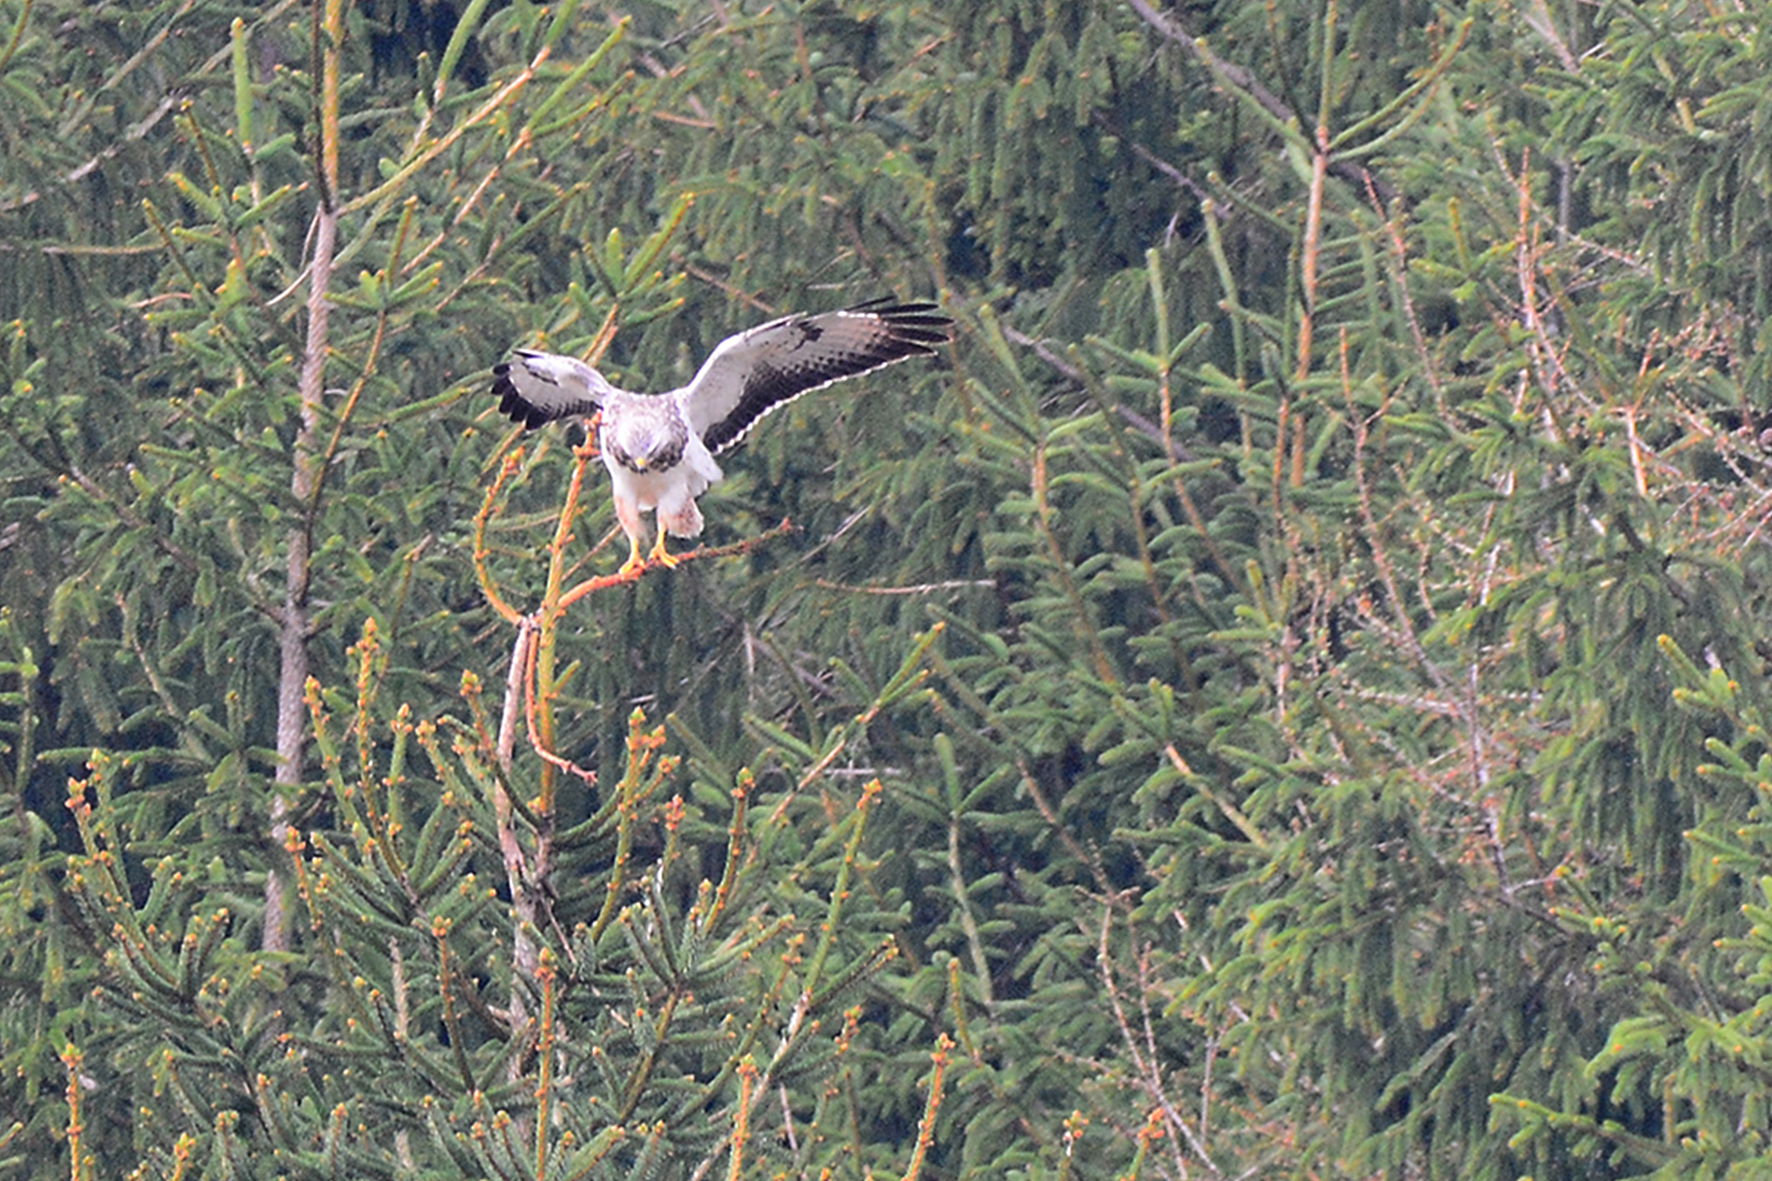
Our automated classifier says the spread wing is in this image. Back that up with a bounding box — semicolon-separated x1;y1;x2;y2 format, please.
679;298;951;455
490;349;617;430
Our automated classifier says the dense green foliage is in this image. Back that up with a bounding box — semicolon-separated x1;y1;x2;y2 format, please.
5;0;1772;1177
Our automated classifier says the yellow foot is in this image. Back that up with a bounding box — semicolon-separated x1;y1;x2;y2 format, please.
647;537;681;568
617;538;646;576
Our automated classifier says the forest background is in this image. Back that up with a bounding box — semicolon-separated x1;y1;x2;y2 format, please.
3;0;1771;1177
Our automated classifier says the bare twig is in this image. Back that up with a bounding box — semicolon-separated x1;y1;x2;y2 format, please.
265;0;343;954
519;616;597;786
813;577;993;595
556;518;796;610
1094;905;1218;1176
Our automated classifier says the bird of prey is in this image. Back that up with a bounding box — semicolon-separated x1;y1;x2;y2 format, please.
490;298;951;574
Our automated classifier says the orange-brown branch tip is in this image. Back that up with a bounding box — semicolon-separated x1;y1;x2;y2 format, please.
557;518;799;607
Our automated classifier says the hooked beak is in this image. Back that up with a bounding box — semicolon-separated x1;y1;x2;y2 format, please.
631;455;650;471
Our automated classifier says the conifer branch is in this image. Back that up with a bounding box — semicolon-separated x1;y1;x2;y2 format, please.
473;447;529;625
902;1033;954;1181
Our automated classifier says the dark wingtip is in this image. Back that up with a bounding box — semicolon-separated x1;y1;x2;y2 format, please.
848;298;954;344
491;370;546;430
891;328;950;347
848;297;944;315
885;313;952;347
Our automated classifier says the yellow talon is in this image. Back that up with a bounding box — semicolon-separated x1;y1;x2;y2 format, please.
617;536;646;576
647;532;680;568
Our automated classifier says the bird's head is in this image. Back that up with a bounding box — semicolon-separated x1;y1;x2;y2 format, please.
603;404;687;474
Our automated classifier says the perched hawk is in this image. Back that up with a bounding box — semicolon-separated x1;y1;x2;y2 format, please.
491;298;951;574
